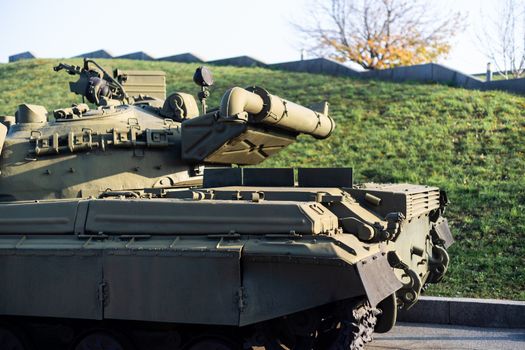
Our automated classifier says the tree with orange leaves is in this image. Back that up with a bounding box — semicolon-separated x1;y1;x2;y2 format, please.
296;0;464;69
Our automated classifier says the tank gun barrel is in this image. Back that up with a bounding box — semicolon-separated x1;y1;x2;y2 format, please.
220;87;334;139
182;86;335;165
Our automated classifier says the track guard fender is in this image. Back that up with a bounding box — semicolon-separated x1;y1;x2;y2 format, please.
356;252;403;307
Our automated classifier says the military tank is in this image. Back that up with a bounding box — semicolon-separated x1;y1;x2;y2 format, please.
0;59;453;350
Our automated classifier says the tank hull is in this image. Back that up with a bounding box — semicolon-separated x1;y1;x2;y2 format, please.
0;227;390;327
0;180;450;349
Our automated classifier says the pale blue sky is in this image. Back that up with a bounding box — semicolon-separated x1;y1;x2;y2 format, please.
0;0;499;73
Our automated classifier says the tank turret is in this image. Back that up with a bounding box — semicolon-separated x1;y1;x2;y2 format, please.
0;60;333;201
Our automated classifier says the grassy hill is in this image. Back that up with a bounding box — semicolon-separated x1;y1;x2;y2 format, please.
1;59;524;300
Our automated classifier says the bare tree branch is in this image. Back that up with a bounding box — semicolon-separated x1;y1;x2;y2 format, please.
293;0;465;69
477;0;525;79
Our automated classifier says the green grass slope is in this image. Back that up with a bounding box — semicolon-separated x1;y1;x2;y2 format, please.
1;59;524;300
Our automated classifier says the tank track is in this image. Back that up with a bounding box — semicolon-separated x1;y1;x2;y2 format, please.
326;300;380;350
0;299;379;350
257;298;380;350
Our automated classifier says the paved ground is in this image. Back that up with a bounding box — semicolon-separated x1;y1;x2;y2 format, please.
369;322;525;350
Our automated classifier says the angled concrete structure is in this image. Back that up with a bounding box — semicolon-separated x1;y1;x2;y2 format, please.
6;49;525;96
270;58;361;77
208;55;266;67
157;53;204;63
361;63;483;89
8;52;36;62
484;77;525;95
116;51;155;61
73;49;113;59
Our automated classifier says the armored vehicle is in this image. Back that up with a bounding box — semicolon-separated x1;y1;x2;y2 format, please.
0;59;453;350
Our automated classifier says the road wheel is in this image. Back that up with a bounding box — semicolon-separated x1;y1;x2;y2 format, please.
74;330;132;350
185;337;238;350
0;327;31;350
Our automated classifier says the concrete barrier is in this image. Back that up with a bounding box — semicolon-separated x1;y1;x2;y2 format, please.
208;55;266;67
5;50;525;96
157;52;204;63
361;63;484;89
362;64;420;81
431;64;485;89
73;49;113;59
270;57;361;77
484;77;525;94
398;296;525;328
116;51;155;61
8;52;36;63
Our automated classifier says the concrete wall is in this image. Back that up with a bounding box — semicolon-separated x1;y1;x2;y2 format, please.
361;63;484;89
74;50;113;59
5;50;525;96
484;77;525;95
207;55;266;67
116;51;154;61
8;52;35;62
270;58;360;77
157;53;204;63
